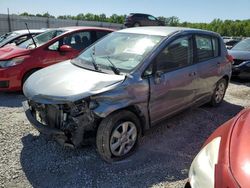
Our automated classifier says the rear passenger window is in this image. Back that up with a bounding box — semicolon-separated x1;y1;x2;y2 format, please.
156;36;193;72
195;35;219;62
212;37;219;57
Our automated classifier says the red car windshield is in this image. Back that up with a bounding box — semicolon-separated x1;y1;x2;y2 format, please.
18;29;66;49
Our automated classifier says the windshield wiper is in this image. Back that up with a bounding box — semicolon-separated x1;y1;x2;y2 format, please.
90;53;101;71
106;56;120;75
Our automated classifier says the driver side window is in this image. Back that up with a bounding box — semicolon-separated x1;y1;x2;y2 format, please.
156;36;193;72
48;31;92;51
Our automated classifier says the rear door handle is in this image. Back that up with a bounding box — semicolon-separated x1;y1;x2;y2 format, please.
188;72;196;77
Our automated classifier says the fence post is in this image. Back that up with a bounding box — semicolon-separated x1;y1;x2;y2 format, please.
7;8;11;32
47;17;50;28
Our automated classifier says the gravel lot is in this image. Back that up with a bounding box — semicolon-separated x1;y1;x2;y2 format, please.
0;79;250;188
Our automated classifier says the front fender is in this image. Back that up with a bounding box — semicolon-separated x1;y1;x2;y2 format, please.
91;78;150;130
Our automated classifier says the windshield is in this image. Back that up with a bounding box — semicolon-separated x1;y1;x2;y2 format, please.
72;32;163;74
232;38;250;51
0;32;18;43
18;29;65;49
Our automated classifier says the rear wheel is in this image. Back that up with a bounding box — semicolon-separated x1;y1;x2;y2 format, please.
133;22;140;27
96;110;141;163
209;78;227;106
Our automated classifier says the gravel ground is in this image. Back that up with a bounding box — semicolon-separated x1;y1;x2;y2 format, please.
0;80;250;188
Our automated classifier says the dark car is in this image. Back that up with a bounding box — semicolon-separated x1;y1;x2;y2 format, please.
23;27;231;162
124;13;165;27
228;38;250;79
186;108;250;188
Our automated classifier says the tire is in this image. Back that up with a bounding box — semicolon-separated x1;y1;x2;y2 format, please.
133;22;140;27
209;78;227;106
96;110;141;163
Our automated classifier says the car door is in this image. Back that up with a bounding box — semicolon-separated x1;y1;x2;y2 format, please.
148;35;197;125
194;34;221;101
44;31;94;66
137;15;147;26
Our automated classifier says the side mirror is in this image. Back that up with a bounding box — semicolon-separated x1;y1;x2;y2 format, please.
59;45;74;52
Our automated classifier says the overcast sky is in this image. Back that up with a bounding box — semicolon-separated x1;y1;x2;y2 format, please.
0;0;249;23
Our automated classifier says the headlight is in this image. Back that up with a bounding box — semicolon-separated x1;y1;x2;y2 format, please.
189;137;221;188
0;56;26;68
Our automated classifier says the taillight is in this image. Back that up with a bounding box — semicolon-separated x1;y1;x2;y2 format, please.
226;54;234;63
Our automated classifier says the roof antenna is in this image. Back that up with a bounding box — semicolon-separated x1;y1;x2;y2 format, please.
25;23;37;48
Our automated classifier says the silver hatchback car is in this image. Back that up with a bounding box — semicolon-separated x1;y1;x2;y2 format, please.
23;27;232;162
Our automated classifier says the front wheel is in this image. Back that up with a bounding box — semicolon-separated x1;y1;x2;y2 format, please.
209;78;227;106
96;110;141;162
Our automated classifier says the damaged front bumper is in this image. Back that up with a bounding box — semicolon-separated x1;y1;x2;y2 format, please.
23;101;65;136
22;100;98;147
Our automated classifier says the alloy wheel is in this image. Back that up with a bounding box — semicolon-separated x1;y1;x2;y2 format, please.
110;121;137;157
215;82;226;103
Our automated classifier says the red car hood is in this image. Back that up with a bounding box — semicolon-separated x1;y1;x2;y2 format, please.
0;46;31;60
230;108;250;187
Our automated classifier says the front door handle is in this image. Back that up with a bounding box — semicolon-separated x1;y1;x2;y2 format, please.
154;71;164;84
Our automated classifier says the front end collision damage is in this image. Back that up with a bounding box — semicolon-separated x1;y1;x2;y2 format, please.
23;98;98;147
23;76;150;148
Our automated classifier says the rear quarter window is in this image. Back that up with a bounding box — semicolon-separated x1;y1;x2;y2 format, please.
195;35;220;62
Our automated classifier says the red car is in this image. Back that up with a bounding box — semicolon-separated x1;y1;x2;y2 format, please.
0;27;114;91
186;108;250;188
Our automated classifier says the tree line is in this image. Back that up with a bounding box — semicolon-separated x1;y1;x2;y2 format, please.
19;12;250;37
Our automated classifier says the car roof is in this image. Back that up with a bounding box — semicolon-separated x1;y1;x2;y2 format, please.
118;26;219;37
12;29;46;34
130;13;151;16
57;26;115;32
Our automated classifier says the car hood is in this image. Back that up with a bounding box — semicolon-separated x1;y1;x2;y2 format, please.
0;46;30;60
228;50;250;60
230;109;250;188
23;60;125;104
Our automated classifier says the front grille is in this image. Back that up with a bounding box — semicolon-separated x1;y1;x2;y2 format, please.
233;59;245;65
0;80;9;88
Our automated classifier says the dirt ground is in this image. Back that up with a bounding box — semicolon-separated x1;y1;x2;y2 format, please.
0;79;249;188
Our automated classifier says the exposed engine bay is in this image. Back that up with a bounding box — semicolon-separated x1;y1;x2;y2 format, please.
28;99;98;147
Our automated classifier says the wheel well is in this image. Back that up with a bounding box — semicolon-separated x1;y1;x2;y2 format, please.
133;22;140;26
22;68;41;85
222;75;229;87
107;106;147;135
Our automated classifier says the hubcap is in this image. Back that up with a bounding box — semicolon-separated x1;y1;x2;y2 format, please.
110;121;137;157
215;82;226;103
